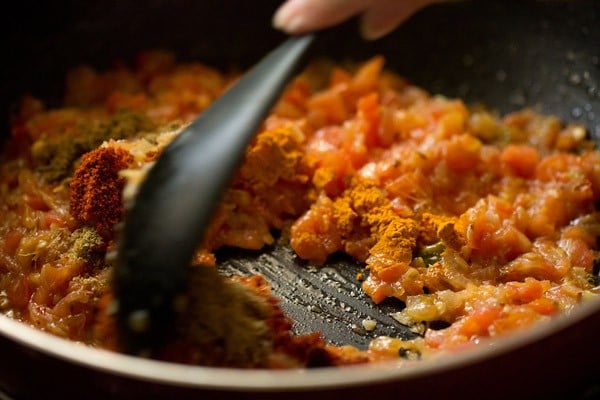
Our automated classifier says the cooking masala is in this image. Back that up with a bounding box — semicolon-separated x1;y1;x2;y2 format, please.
1;51;598;367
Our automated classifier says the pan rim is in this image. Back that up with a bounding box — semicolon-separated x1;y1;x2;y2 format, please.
0;293;598;391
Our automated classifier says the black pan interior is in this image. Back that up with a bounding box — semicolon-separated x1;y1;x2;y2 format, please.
2;0;599;348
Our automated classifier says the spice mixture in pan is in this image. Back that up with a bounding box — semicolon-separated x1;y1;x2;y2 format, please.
1;51;599;367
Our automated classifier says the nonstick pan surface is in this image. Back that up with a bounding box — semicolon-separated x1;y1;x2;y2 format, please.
1;0;599;398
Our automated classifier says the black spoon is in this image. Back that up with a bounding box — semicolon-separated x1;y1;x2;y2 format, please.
114;34;315;356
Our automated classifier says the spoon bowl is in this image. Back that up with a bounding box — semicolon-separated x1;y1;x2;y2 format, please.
114;34;315;356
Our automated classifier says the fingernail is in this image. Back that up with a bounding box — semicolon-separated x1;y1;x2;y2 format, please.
273;3;295;29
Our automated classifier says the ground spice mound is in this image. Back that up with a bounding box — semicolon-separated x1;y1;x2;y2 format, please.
0;50;598;367
70;146;133;238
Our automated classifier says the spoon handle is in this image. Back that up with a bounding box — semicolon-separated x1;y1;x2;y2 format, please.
114;34;315;356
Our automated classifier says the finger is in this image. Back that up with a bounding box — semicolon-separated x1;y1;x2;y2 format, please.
273;0;374;34
360;0;436;40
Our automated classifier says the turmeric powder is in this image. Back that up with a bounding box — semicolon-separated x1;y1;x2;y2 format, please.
238;124;308;188
333;181;418;260
419;212;462;249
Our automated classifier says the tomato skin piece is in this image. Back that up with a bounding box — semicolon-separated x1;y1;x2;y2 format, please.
505;279;547;304
378;263;408;284
459;305;503;337
40;211;68;230
501;144;540;178
3;231;23;256
443;134;481;172
23;194;49;212
307;87;350;125
356;93;381;148
351;56;384;95
527;298;558;316
290;196;342;264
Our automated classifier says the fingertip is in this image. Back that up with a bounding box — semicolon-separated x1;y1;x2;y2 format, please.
273;15;306;34
272;0;306;33
359;0;421;41
360;23;394;41
360;24;391;41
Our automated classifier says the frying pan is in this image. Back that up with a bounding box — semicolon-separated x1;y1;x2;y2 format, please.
2;0;599;398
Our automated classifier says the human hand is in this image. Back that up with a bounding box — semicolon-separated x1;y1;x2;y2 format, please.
273;0;447;40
